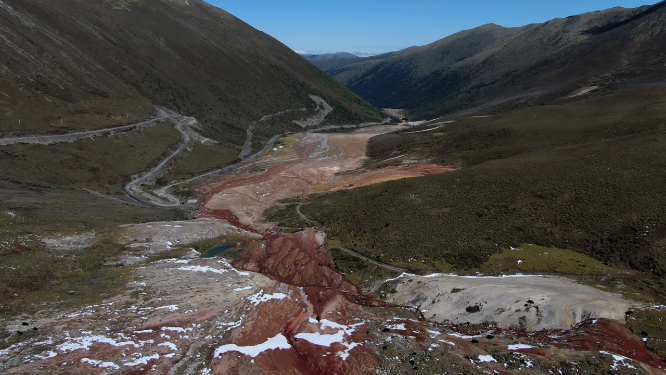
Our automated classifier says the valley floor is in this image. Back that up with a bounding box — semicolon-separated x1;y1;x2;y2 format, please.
1;123;664;374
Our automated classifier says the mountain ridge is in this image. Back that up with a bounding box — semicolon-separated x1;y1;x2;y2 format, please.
0;0;383;148
307;2;665;119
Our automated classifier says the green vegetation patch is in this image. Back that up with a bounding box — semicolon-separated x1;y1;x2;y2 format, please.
328;248;400;291
626;308;666;358
264;203;311;233
301;87;666;275
0;95;154;133
367;86;666;168
0;124;180;194
0;235;130;317
479;244;666;303
158;144;238;184
482;244;616;276
0;182;184;238
0;181;184;316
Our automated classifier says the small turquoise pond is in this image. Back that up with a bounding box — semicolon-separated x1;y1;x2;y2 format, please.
202;245;231;258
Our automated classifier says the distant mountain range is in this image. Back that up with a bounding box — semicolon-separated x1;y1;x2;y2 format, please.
306;2;666;119
296;51;387;58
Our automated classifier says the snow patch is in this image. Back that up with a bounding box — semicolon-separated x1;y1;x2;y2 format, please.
247;290;289;305
600;351;637;371
158;342;178;351
177;265;227;274
295;330;346;347
298;318;363;359
214;333;291;357
386;323;406;331
81;358;120;369
57;333;137;352
508;344;534;350
448;332;484;339
338;342;361;360
155;305;179;312
385;272;543;283
124;353;160;367
477;355;496;363
33;351;57;360
218;259;250;276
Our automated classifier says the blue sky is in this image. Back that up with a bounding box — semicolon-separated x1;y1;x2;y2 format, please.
212;0;659;53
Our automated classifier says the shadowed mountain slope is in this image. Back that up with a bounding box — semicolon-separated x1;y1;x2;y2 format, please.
310;2;666;119
0;0;383;146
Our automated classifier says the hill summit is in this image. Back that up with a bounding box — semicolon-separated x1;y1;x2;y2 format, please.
308;2;666;119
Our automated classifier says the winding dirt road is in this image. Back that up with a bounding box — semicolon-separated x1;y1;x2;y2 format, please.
0;96;354;208
0;115;169;146
295;203;408;273
333;247;408;273
295;203;321;228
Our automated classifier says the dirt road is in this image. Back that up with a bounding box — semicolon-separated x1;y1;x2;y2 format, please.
128;95;350;207
334;247;408;273
123;108;196;207
0;115;169;146
295;203;321;228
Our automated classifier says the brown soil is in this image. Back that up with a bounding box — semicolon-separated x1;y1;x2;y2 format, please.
551;319;666;371
196;127;454;231
235;230;359;293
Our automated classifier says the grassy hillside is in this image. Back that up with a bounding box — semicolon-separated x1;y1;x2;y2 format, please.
315;2;666;120
0;0;386;314
298;86;666;276
0;125;181;194
0;0;383;148
0;179;185;316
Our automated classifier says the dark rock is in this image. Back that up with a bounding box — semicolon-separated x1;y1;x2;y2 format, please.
466;305;481;313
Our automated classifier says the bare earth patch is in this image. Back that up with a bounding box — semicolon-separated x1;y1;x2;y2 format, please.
197;126;454;230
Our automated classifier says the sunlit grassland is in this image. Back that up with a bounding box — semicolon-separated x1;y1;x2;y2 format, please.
297;86;666;277
158;144;238;184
